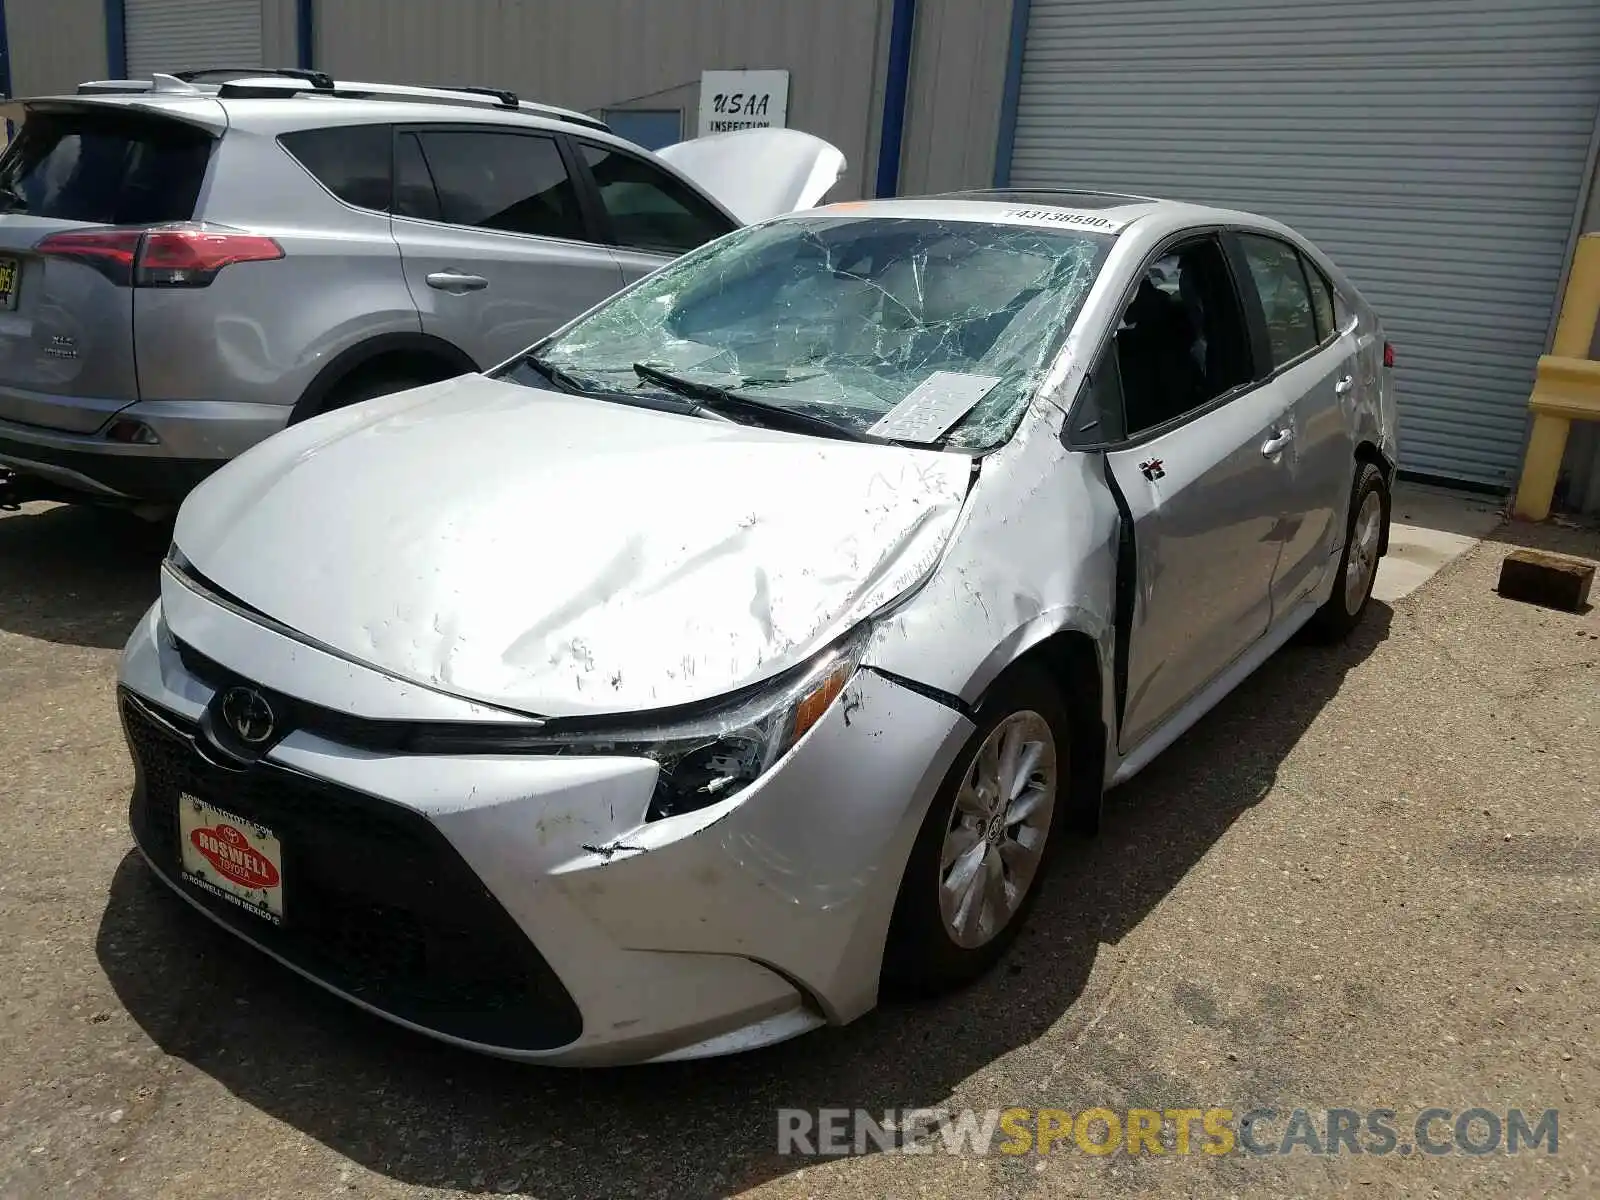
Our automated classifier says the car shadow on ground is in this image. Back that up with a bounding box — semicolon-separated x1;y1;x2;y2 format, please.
0;503;171;649
96;605;1392;1197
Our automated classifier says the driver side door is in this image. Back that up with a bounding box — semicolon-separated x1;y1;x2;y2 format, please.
1082;233;1294;753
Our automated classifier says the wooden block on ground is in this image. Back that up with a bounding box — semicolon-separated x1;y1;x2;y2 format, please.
1497;549;1596;612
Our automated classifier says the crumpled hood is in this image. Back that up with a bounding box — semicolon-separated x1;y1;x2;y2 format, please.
174;375;971;717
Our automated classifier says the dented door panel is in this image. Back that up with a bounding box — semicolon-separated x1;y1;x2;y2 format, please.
1104;385;1288;755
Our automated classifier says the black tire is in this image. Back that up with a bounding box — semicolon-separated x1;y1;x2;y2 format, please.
882;665;1071;997
327;372;426;411
1307;461;1388;642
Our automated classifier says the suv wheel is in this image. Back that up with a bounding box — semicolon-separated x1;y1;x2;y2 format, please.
317;372;427;416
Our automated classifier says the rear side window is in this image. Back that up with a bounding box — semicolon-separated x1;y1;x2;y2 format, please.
1237;233;1318;368
280;125;394;211
0;110;212;224
1304;259;1336;342
409;130;585;241
578;143;734;254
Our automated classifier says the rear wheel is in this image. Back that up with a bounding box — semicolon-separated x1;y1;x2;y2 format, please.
1308;461;1388;641
317;371;427;415
883;667;1068;996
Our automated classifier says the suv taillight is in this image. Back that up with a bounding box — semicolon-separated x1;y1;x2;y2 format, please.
37;224;284;288
1383;341;1395;369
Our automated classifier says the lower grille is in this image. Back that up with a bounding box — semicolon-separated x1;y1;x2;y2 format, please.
120;687;583;1051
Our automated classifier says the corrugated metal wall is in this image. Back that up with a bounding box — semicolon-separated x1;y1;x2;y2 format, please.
314;0;892;201
262;0;301;67
1004;0;1600;489
124;0;264;77
897;0;1011;196
7;0;107;97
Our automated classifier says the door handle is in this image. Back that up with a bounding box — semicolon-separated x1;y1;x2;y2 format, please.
1335;375;1355;396
425;271;489;292
1261;429;1294;457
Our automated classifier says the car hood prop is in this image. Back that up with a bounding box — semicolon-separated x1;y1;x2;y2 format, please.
655;128;846;224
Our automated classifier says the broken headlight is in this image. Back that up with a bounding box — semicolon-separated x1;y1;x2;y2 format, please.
408;625;872;821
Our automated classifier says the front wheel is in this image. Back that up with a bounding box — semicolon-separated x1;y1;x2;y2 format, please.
1308;461;1388;641
882;667;1068;996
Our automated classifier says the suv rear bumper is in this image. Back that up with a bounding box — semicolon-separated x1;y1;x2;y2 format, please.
0;399;290;504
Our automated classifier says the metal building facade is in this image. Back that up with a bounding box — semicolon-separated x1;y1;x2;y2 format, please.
124;0;264;78
998;0;1600;490
312;0;895;202
4;0;1599;504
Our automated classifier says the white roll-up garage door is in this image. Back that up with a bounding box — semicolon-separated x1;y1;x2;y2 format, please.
1006;0;1600;486
125;0;263;79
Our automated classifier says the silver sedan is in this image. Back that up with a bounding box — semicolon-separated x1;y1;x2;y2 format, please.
117;189;1398;1065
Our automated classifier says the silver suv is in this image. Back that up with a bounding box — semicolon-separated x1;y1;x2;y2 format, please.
0;69;842;511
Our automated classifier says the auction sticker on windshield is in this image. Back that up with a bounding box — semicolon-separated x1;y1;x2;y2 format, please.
1000;208;1126;233
178;795;284;924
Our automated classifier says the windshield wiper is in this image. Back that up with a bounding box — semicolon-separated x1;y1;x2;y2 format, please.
633;362;871;443
0;185;28;213
513;353;733;422
517;354;591;394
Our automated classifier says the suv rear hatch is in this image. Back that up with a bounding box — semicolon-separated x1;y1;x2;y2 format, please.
0;102;217;432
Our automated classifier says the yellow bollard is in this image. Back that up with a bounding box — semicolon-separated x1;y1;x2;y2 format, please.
1513;234;1600;521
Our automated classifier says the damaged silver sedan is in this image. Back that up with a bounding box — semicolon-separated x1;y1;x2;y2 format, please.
117;189;1398;1065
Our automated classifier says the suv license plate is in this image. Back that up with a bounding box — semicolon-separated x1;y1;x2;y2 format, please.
0;257;19;310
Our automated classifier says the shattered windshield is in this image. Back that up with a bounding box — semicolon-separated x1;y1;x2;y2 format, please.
498;215;1112;450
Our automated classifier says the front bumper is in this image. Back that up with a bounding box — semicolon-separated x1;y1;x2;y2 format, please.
116;585;972;1065
0;399;290;503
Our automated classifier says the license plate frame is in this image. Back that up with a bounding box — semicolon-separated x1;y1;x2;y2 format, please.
177;793;285;925
0;256;19;311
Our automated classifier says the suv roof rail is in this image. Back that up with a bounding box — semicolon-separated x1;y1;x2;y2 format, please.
441;85;520;108
77;72;204;96
175;66;336;90
210;75;610;132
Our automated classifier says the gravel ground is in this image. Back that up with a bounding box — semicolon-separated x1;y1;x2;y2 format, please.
0;500;1594;1200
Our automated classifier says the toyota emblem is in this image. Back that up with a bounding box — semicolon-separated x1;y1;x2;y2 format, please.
220;686;276;745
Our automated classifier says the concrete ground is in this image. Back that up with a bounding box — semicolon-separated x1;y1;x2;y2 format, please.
0;489;1595;1200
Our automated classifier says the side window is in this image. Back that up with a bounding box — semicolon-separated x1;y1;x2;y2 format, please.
393;132;441;222
1303;258;1337;343
410;130;585;240
578;143;735;254
279;125;394;212
1237;233;1318;367
1113;236;1255;437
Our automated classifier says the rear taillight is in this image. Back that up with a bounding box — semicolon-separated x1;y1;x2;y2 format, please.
34;230;144;285
37;224;284;288
137;228;284;287
1383;341;1395;369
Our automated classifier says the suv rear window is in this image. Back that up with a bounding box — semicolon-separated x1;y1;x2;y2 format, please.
0;109;213;224
280;125;394;211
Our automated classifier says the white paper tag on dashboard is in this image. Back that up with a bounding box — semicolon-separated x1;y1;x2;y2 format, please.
868;372;1000;443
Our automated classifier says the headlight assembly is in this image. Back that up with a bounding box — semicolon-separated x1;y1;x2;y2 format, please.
407;624;873;820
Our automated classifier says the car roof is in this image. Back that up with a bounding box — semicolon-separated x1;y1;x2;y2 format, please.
788;190;1276;237
42;71;613;138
